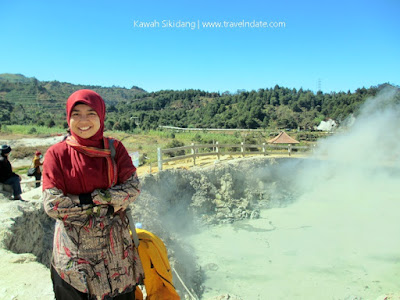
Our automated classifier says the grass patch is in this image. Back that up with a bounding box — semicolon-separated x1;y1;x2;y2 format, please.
8;145;49;160
1;125;315;166
0;124;65;136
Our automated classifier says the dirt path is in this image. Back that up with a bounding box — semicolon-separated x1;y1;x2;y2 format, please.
1;134;306;178
135;153;307;177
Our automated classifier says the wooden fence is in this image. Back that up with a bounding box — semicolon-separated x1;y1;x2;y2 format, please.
157;142;310;170
158;125;264;132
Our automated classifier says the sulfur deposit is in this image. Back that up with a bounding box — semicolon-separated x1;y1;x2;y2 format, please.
0;155;291;300
0;154;399;299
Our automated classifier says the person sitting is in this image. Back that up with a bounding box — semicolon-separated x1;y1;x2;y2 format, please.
0;145;23;200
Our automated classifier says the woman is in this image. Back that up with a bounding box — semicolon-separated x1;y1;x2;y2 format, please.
43;89;144;300
33;151;43;188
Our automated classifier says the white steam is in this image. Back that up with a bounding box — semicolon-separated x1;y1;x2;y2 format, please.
282;86;400;297
189;86;400;299
296;86;400;200
314;86;400;166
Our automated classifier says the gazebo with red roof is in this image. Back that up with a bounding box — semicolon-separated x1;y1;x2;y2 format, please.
268;131;299;156
268;131;299;144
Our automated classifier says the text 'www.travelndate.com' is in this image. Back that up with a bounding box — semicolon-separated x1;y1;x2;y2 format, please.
133;20;286;30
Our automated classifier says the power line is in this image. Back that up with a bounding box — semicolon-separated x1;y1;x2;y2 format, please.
317;78;322;92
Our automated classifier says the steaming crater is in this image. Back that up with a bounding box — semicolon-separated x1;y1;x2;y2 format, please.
132;156;300;298
133;87;400;299
2;87;399;299
1;156;305;299
134;156;400;299
1;154;399;299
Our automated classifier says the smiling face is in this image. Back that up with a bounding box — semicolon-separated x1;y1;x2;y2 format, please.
69;104;101;139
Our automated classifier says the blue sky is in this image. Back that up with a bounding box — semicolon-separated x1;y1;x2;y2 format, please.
0;0;399;94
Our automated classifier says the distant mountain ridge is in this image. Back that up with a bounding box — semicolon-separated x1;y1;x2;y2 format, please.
0;73;146;93
0;73;398;133
0;73;36;83
0;73;146;110
0;73;148;127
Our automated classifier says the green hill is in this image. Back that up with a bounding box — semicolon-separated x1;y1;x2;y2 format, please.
0;73;36;83
0;73;398;134
0;74;147;127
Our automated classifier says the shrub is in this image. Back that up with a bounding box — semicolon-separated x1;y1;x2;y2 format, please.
165;139;185;157
296;132;319;141
0;125;11;133
192;133;202;143
28;127;37;134
47;119;56;128
113;122;122;131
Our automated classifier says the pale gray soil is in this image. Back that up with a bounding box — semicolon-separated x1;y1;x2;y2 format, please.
0;133;399;300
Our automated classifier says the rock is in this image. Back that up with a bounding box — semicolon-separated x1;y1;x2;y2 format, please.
10;253;37;264
215;199;225;208
203;263;219;271
0;183;13;194
206;294;244;300
0;155;299;300
250;209;260;219
217;207;231;215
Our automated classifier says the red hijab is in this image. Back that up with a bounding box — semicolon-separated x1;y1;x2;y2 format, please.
42;90;136;194
67;89;105;148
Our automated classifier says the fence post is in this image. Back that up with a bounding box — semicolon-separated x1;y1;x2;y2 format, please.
216;141;220;160
262;143;266;156
241;142;244;157
191;143;196;166
157;148;163;171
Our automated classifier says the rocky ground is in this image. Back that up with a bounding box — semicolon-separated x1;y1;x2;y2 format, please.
0;153;296;299
0;135;399;300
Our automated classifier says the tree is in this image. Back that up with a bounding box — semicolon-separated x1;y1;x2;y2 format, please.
105;120;115;131
165;139;185;157
0;75;387;133
113;122;122;131
47;119;56;128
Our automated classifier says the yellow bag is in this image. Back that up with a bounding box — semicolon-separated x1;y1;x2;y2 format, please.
134;229;180;300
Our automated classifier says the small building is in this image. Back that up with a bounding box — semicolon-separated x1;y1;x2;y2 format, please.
268;131;299;144
316;119;337;131
268;131;299;156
